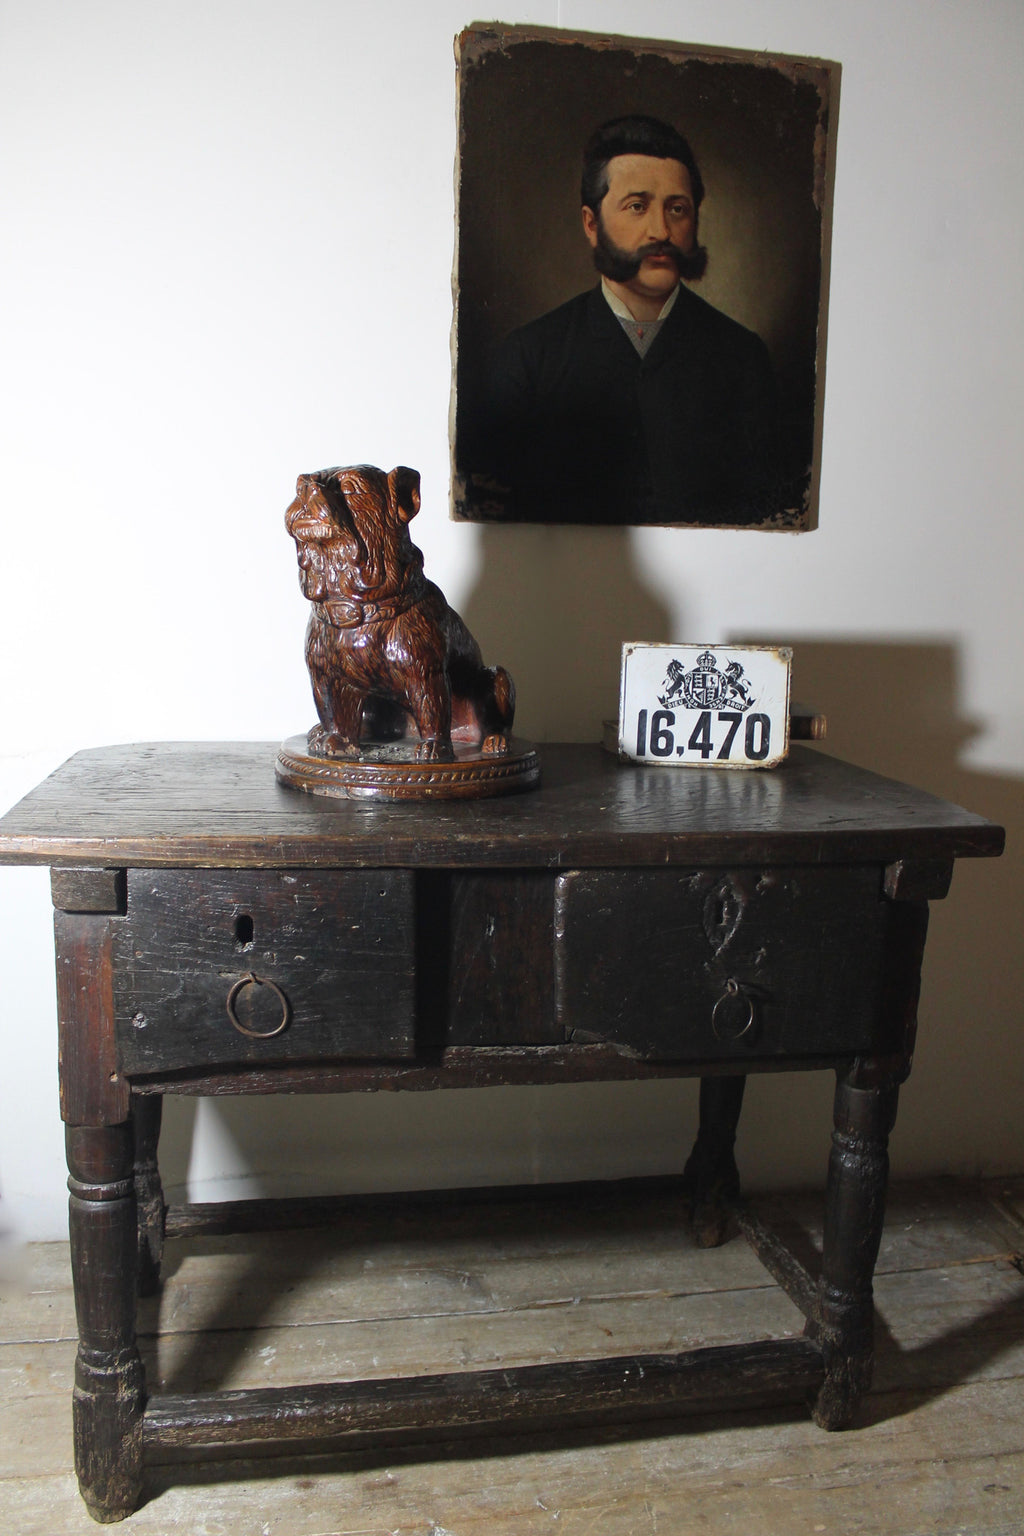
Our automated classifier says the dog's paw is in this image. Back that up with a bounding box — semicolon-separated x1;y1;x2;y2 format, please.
480;732;512;757
323;733;362;760
414;736;455;764
307;725;361;760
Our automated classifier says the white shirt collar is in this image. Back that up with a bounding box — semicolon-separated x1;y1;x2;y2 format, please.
601;278;680;322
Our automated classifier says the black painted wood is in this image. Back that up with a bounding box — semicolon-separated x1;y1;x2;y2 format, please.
0;742;1005;1521
555;866;901;1060
65;1122;145;1522
158;1172;702;1239
127;1044;856;1096
143;1337;826;1453
810;1067;902;1430
883;857;954;902
683;1076;747;1247
112;869;416;1072
131;1095;165;1296
736;1203;821;1322
440;871;560;1045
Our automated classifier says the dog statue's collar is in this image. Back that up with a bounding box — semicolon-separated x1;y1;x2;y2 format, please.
318;595;414;629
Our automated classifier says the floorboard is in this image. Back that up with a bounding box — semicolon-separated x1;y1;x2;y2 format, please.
2;1177;1023;1534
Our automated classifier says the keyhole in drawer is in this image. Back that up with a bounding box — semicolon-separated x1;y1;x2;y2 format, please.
234;913;255;949
703;878;745;956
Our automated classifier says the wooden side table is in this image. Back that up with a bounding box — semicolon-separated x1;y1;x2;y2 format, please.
0;742;1004;1522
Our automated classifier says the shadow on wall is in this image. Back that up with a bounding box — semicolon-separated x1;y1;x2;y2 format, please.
157;633;1021;1210
734;637;1022;1183
459;525;673;742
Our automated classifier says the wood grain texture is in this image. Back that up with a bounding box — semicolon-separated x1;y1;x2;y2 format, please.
275;733;540;801
2;742;1007;1523
9;1379;1024;1535
50;867;126;915
4;1179;1024;1536
555;865;897;1060
131;1096;165;1297
283;466;517;766
0;743;1005;870
142;1338;825;1452
65;1122;144;1520
436;871;561;1045
124;1044;853;1097
112;869;416;1073
54;913;130;1127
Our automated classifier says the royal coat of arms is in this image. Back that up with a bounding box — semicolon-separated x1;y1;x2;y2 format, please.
659;651;757;713
618;642;792;769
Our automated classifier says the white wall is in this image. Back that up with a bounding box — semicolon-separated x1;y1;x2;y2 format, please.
1;0;1021;1240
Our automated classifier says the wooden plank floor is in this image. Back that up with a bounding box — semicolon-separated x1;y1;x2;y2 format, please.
2;1177;1024;1534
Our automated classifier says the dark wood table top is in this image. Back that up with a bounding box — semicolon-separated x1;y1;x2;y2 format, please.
0;742;1005;871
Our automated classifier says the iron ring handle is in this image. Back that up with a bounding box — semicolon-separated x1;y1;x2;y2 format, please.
226;972;290;1039
711;978;756;1042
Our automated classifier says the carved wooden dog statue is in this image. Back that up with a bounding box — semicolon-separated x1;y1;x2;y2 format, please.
286;465;515;762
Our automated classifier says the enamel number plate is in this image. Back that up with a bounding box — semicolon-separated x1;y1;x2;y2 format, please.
618;643;792;769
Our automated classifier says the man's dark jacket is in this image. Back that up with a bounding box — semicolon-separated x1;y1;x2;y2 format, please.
468;283;784;525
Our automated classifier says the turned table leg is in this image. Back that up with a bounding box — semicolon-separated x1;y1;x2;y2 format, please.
810;1065;900;1430
682;1075;747;1247
66;1121;145;1522
131;1094;166;1296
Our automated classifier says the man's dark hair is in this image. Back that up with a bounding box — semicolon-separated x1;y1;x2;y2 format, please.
581;115;705;211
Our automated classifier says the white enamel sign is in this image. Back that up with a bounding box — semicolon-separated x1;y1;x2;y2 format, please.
618;643;792;769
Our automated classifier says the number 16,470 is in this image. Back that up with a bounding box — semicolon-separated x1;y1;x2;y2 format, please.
635;708;772;763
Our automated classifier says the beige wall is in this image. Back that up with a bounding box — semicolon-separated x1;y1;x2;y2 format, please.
0;0;1021;1237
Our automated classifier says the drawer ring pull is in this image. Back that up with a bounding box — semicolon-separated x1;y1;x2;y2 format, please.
226;972;291;1039
711;978;755;1042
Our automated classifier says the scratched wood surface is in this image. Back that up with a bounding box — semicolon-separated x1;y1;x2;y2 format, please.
2;1177;1023;1534
0;743;1005;869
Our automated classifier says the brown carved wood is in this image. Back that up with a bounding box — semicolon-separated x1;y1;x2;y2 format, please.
275;731;540;800
281;466;522;788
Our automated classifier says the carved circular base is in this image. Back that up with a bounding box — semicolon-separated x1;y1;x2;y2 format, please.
275;734;541;801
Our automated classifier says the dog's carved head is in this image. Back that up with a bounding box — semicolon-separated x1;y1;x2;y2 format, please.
285;475;357;605
333;465;421;529
285;465;424;607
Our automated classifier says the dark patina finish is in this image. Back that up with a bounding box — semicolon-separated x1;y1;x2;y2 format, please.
0;742;1004;1520
279;465;538;799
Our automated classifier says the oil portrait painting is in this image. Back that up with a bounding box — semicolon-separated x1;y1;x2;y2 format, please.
451;26;838;529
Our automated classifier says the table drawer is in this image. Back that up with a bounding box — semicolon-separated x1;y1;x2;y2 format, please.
555;867;902;1060
113;869;415;1072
